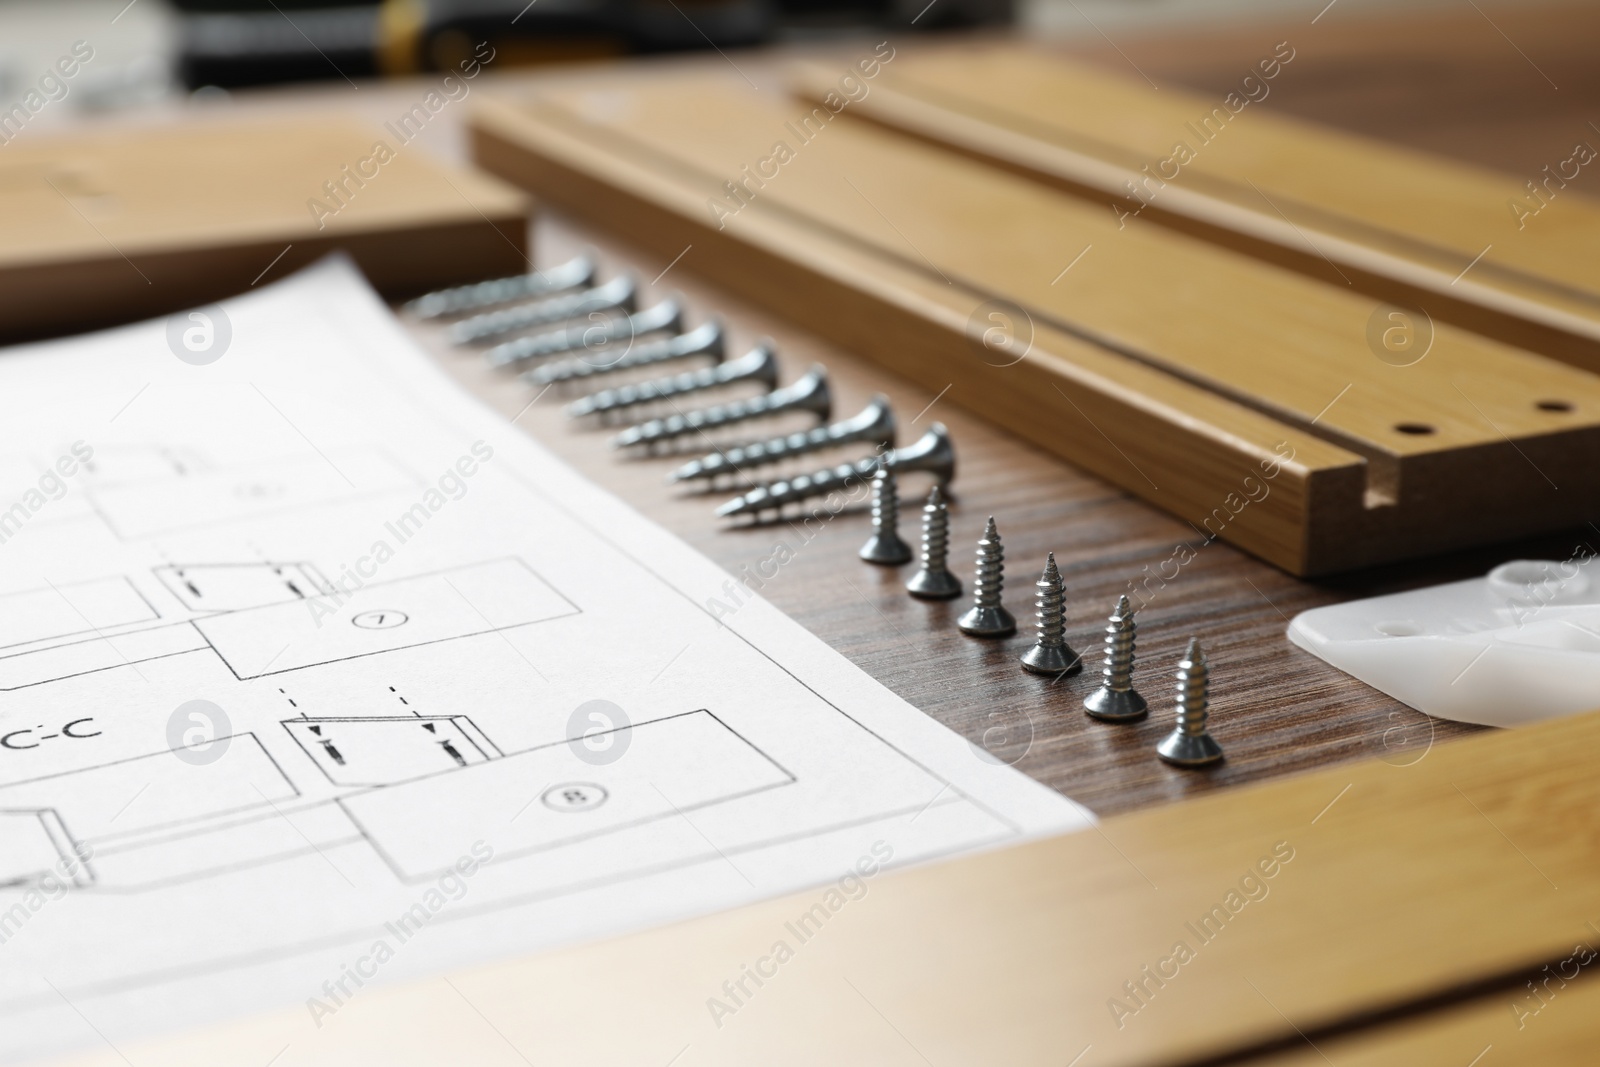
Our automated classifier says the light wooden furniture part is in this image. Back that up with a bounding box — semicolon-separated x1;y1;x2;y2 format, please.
0;117;531;343
796;43;1600;372
469;69;1600;575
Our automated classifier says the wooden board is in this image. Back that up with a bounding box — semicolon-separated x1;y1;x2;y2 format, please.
0;117;531;343
32;702;1600;1067
468;70;1600;576
793;43;1600;370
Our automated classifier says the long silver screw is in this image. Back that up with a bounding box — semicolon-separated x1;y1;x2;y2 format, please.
1156;637;1224;767
483;297;682;368
1083;595;1145;719
859;469;912;565
1021;554;1081;675
716;423;954;520
670;397;895;484
567;346;778;421
958;517;1016;637
526;321;725;389
405;254;595;319
906;486;961;600
613;367;831;450
449;274;636;344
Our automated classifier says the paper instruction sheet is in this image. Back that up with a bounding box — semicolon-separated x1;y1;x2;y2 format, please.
0;258;1091;1064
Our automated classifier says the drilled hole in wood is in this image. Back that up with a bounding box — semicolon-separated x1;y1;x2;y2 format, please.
1394;422;1435;435
1536;399;1574;412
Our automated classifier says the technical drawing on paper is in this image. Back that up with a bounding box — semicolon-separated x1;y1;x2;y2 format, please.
0;262;1089;1066
0;549;614;891
0;557;578;692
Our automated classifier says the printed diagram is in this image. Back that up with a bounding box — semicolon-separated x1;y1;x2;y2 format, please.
284;716;502;786
78;445;420;541
0;266;1080;1059
156;562;331;612
340;710;794;881
0;809;93;890
0;710;792;892
0;549;602;890
0;440;801;899
0;558;579;691
0;735;299;892
0;555;792;891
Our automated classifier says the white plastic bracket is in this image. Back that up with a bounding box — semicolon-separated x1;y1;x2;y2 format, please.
1288;557;1600;727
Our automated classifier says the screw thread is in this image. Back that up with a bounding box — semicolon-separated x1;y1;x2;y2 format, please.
718;426;951;519
1102;595;1137;692
872;470;900;537
1174;638;1209;737
590;362;725;412
1033;554;1065;648
622;373;823;446
971;517;1005;608
921;486;950;569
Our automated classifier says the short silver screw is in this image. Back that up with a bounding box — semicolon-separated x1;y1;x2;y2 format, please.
1083;595;1146;721
859;469;913;565
906;486;961;600
957;517;1016;637
1021;553;1081;675
1156;637;1224;767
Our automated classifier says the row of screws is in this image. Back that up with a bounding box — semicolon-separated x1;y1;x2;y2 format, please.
421;258;955;519
863;472;1223;768
417;261;1218;765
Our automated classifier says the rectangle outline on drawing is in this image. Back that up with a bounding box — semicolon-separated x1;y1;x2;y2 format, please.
0;575;160;652
192;557;582;681
281;714;505;786
338;708;798;881
0;733;301;847
0;808;95;889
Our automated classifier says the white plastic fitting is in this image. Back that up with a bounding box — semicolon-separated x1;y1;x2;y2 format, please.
1287;557;1600;727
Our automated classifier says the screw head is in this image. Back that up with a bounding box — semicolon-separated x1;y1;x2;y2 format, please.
1156;728;1224;767
907;568;962;600
1021;643;1082;676
1083;686;1147;721
958;604;1016;637
859;532;913;565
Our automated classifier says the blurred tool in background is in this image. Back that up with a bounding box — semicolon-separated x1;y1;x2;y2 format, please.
0;0;1011;114
176;0;1012;89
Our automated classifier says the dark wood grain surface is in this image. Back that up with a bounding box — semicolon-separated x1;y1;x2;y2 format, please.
189;0;1595;817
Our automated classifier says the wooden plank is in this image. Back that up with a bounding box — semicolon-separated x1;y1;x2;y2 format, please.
33;704;1600;1067
468;71;1600;575
797;43;1600;370
0;117;531;343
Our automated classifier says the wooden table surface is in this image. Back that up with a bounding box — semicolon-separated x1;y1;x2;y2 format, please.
139;0;1599;818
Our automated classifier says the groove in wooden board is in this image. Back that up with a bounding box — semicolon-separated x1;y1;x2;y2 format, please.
470;84;1600;573
817;45;1600;365
877;44;1600;295
0;117;531;341
788;62;1600;372
34;705;1600;1067
1251;970;1600;1066
471;95;1368;574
